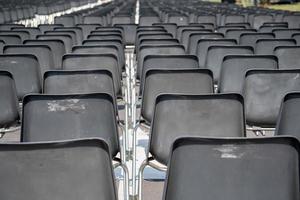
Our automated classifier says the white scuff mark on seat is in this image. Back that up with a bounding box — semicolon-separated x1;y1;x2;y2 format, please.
10;61;18;64
293;74;299;79
214;145;244;159
47;99;86;112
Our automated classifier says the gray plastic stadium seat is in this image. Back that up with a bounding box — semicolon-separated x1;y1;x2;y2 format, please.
45;30;77;45
0;71;19;128
21;93;119;157
274;46;300;69
197;15;217;27
37;34;73;53
153;23;177;38
206;46;253;83
54;27;83;45
188;33;224;55
115;24;137;45
176;25;205;41
83;16;105;25
244;69;300;127
141;69;213;124
12;27;40;39
76;24;101;40
259;25;287;33
219;55;278;93
197;39;237;67
283;15;300;28
24;40;65;69
139;38;179;46
44;70;115;98
276;92;300;138
223;14;245;25
0;39;4;53
140;55;199;91
137;45;186;79
112;16;134;25
239;33;275;48
87;34;122;41
54;16;75;27
0;34;21;44
72;45;122;73
0;24;24;31
225;29;256;40
139;16;160;26
168;15;189;26
4;45;54;76
255;39;296;54
149;93;245;165
38;24;64;34
181;29;212;50
0;139;118;200
62;54;121;95
272;28;300;39
292;33;300;45
0;30;30;41
252;14;274;29
0;55;41;99
164;137;300;200
217;26;245;34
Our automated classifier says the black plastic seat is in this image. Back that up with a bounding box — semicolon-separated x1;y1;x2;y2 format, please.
196;39;237;67
62;54;121;95
54;27;84;45
54;16;75;27
0;71;19;129
181;29;212;50
153;23;177;37
206;45;253;83
274;46;300;69
37;34;73;53
4;45;54;76
0;34;21;44
76;24;101;40
44;70;115;98
244;69;300;127
219;55;278;93
239;33;275;48
141;69;213;124
0;55;41;100
163;137;300;200
276;92;300;138
38;24;64;34
137;45;186;79
72;45;122;73
21;93;119;156
0;139;118;200
255;39;296;54
24;39;65;69
45;30;77;45
188;32;224;55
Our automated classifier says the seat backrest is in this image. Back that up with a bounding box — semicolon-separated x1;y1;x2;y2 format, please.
0;54;41;100
0;71;19;128
21;93;119;156
0;24;24;31
206;45;253;83
139;16;161;26
37;34;73;53
239;33;275;48
12;27;41;39
292;33;300;45
114;23;137;45
273;29;300;39
54;16;75;27
252;14;274;29
153;23;177;37
44;70;115;98
244;69;300;127
181;29;212;50
164;137;300;200
38;24;64;34
188;33;224;55
283;15;300;28
0;34;21;44
150;93;245;165
141;69;213;124
197;39;237;67
83;16;104;25
274;46;300;69
45;30;77;45
255;39;296;54
0;30;30;41
24;39;65;69
54;27;83;45
137;45;186;79
225;29;256;40
76;24;101;40
168;15;189;26
219;55;278;93
176;25;205;41
4;45;54;76
0;139;117;200
197;15;217;27
62;54;121;95
223;14;245;25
